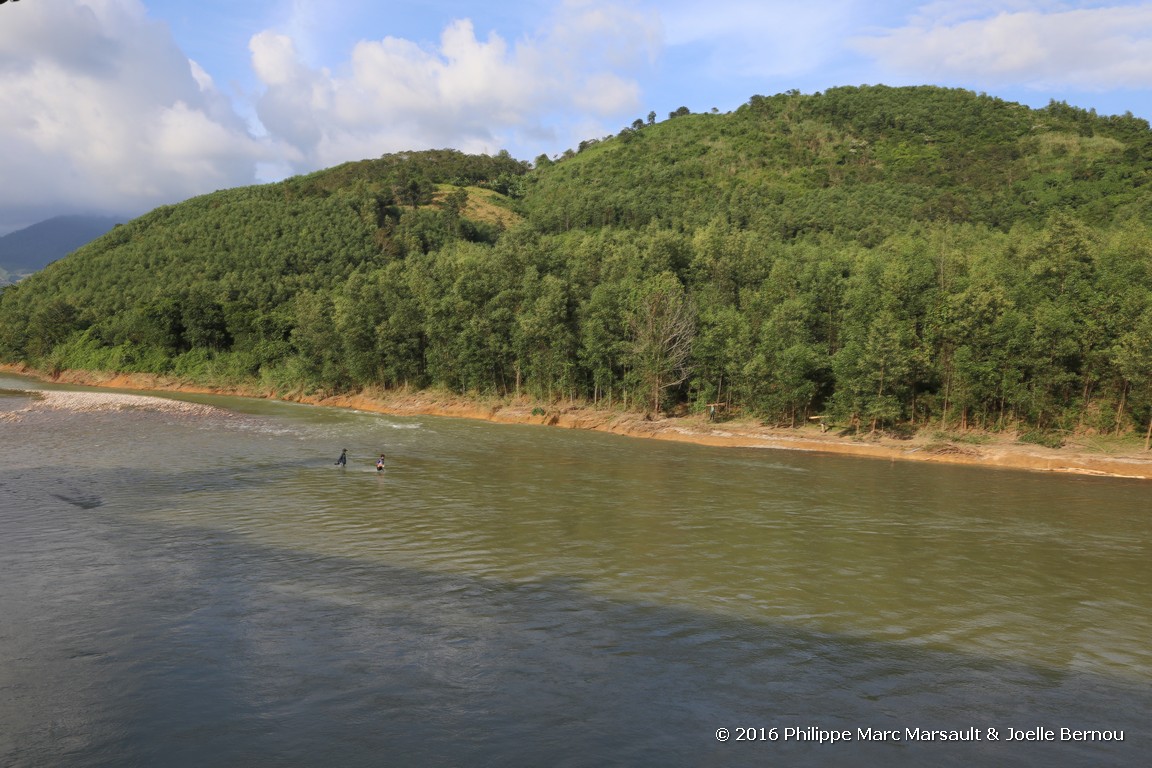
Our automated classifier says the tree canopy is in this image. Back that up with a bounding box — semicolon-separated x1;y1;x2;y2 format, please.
3;86;1152;438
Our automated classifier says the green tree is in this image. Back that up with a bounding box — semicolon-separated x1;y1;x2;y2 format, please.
181;288;232;351
514;271;577;399
690;303;751;415
834;310;922;432
290;291;345;389
25;298;82;360
1112;313;1152;449
745;296;824;426
579;281;631;407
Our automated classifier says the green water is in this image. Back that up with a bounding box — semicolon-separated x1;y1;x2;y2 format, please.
0;374;1147;766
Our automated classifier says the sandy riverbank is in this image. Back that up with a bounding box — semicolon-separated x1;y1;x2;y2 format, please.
0;388;227;419
4;363;1150;480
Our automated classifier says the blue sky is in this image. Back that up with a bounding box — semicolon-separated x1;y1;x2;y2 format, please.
2;0;1152;232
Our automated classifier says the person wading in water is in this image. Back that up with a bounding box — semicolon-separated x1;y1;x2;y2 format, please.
335;448;347;467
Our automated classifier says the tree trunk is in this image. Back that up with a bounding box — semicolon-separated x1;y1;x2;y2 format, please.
941;367;952;429
1079;379;1093;429
1114;382;1128;436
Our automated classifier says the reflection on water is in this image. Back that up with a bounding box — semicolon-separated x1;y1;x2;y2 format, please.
0;373;1148;767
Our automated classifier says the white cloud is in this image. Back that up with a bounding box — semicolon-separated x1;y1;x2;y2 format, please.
0;0;269;231
249;0;660;171
0;0;662;231
854;2;1152;91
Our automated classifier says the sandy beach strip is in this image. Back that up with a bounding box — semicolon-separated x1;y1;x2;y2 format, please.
2;388;225;418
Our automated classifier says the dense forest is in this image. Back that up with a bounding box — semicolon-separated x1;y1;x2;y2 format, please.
3;85;1152;442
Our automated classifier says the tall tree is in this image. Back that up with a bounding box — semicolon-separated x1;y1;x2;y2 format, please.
628;273;696;414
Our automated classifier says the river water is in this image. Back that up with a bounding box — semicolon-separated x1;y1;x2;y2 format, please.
1;373;1148;767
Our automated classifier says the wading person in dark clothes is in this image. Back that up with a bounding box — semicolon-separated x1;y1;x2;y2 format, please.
335;448;347;467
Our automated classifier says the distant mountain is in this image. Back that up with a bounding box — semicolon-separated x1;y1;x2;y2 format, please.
0;214;124;277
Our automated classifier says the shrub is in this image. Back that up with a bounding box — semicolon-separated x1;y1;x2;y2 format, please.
1018;430;1065;449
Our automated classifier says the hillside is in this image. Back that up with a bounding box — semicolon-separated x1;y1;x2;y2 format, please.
527;86;1151;236
2;85;1151;441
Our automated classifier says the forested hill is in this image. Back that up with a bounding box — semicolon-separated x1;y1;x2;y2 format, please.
0;214;124;283
3;85;1152;439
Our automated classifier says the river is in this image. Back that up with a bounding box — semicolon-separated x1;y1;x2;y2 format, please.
1;373;1148;766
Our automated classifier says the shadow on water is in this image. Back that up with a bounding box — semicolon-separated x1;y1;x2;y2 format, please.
48;493;104;510
1;465;1146;768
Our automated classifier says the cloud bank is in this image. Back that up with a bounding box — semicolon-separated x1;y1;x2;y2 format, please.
249;1;659;172
0;0;659;231
0;0;267;230
855;2;1152;91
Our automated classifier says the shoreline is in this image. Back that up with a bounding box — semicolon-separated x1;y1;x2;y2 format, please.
4;363;1150;480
